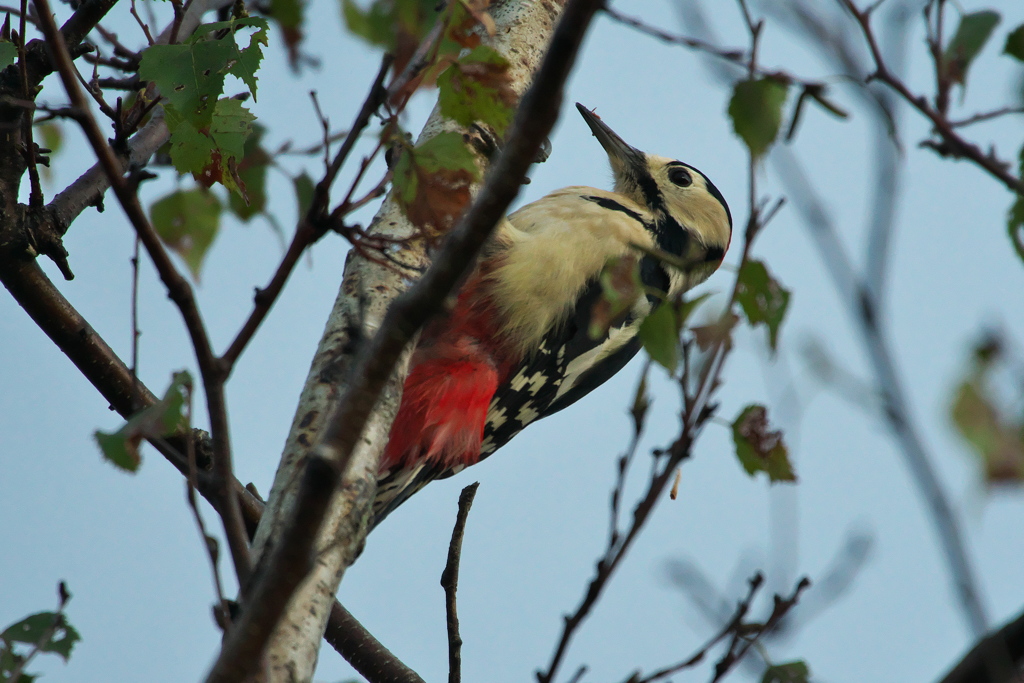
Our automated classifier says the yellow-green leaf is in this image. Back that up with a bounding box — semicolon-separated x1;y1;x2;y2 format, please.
150;190;222;280
943;11;1000;84
437;45;515;135
732;404;796;483
0;41;16;71
728;78;788;159
94;372;192;472
639;302;680;373
736;259;790;351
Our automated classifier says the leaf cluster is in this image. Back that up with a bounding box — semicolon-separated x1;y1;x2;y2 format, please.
1;602;79;683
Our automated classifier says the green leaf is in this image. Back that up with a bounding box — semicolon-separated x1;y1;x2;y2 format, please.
94;371;192;472
437;45;515;135
1;612;80;662
293;171;315;221
1009;194;1024;264
150;190;222;280
392;132;479;232
208;98;256;161
732;404;796;483
342;0;438;50
762;660;810;683
35;121;63;155
629;368;650;435
728;77;788;159
342;0;395;47
679;291;713;327
0;645;37;683
164;99;255;195
736;259;790;351
414;131;478;174
0;41;16;71
951;377;1024;484
639;303;680;373
139;17;267;127
590;254;642;339
1005;24;1024;61
228;124;270;221
943;11;1001;84
140;42;233;128
203;17;269;100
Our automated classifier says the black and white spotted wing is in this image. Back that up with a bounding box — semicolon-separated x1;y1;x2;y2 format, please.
477;253;668;461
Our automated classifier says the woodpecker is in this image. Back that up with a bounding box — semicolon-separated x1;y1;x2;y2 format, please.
373;103;733;526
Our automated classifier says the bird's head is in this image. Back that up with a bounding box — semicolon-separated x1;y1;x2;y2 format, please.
576;103;732;293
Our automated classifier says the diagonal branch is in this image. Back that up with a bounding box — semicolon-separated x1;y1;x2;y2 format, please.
219;54;393;373
837;0;1022;195
247;1;602;679
32;0;252;589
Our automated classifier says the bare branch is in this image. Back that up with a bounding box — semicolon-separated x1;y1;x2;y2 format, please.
205;456;341;683
837;0;1023;195
442;483;479;683
937;608;1024;683
324;603;427;683
219;54;393;373
32;0;252;588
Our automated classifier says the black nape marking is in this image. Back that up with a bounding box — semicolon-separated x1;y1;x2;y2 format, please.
702;177;732;229
703;246;726;263
583;195;648;224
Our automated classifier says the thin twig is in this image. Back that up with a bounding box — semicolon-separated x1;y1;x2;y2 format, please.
219;54;392;373
129;0;154;45
324;603;427;683
0;247;415;674
32;0;253;591
949;106;1024;128
442;483;479;683
838;0;1022;195
603;4;825;91
183;381;231;629
18;0;44;209
629;574;766;683
129;235;142;409
539;8;779;678
772;147;989;637
4;582;72;683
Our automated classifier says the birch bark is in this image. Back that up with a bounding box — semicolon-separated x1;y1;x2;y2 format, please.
249;2;566;679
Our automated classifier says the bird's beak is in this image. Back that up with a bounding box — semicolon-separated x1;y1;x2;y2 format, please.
576;103;646;177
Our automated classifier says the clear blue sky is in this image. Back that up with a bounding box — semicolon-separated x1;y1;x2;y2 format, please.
2;1;1023;682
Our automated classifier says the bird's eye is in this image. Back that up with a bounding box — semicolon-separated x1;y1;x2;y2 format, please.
668;166;692;187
